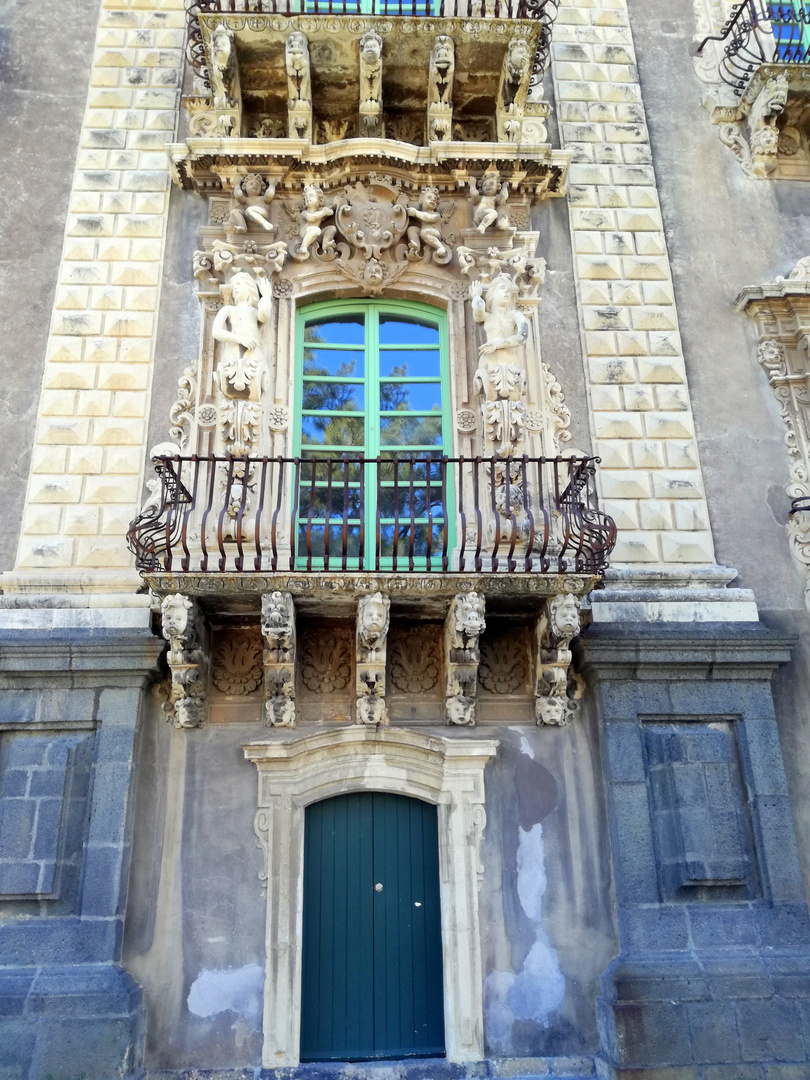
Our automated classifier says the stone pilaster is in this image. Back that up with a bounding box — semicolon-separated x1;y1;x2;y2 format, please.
551;0;715;565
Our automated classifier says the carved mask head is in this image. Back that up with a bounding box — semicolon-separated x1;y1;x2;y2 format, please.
421;186;439;211
286;32;309;72
242;174;264;197
538;696;567;726
507;37;530;79
432;36;453;73
303;183;322;209
363;259;384;286
481;169;500;195
457;594;485;639
360;593;389;645
360;32;382;66
487;272;518;310
550;592;580;641
212;26;233;68
162;594;193;639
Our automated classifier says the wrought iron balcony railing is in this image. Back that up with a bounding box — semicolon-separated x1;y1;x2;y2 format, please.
128;453;616;576
697;1;810;96
184;0;559;91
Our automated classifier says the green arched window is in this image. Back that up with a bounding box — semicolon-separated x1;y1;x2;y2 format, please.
293;299;452;568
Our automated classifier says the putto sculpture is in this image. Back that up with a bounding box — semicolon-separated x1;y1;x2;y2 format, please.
470;166;510;233
406;187;451;263
293;183;334;260
228;175;276;235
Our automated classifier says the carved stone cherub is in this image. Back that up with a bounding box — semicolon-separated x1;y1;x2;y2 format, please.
295;183;334;259
448;592;486;655
228;175;276;234
266;670;295;728
210;25;236;111
446;688;476;727
212;269;272;402
548;591;581;647
359;31;383;135
406;187;449;263
536;696;568;727
356;670;388;727
470;167;510;233
357;592;390;657
286;31;311;104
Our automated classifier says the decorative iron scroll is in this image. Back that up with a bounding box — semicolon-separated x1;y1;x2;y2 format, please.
696;0;810;96
128;453;616;576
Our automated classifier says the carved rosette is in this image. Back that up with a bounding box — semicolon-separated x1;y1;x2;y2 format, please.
445;593;485;726
356;592;390;726
261;591;297;727
534;593;581;726
160;593;209;729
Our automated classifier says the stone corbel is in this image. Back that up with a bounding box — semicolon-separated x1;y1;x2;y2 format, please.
160;593;209;729
534;592;581;726
715;71;789;178
359;31;384;139
496;36;532;144
261;591;296;727
445;593;486;726
285;31;312;141
428;35;455;143
356;592;390;726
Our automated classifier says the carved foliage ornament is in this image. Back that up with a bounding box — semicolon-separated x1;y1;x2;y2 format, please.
212;628;263;695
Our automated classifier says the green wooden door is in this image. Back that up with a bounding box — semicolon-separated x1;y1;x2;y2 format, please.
300;792;445;1062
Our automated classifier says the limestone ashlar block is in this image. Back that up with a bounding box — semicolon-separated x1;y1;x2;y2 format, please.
593;413;644;440
645;413;695;440
98;238;131;261
40;390;78;418
673;502;711;531
99;9;141;28
101;505;139;535
574;230;603;254
21;506;63;536
124;286;157;311
54;287;91;312
622;257;669;281
560;101;591;124
584;307;629;330
63;238;98;261
631;441;667;470
581;283;613;304
28;475;83;504
132;191;166;215
17;537;76;568
118;338;153;363
101;192;135;215
68;447;105;475
637;357;686;383
127;130;170;151
116;214;163;237
602;498;640;529
98;365;149;392
109;263;159;286
129;238;163;261
585;330;618;355
666;441;699;469
620;144;653;166
70;192;102;214
563;122;604;143
91;286;125;310
104;447;144;474
588;356;636;383
102;312;154;338
553;42;594;63
598;185;630;207
609;531;661;562
63;262;108;286
569;185;599;208
91;68;121;88
612;164;656;186
570;163;614;185
36;420;92;446
655;386;690;411
594;44;636;66
83;475;140;504
77;391;113;417
648;331;681;356
30;447;69;474
616;331;650;356
112;391;147;418
600;470;652;499
623;386;655;411
634;234;667;257
590;385;623;410
651;471;705;500
577;255;622;280
91;417;145;445
605;232;635;256
660;531;716;563
595;439;633;469
613;284;644;306
75;537;133;568
84;338;118;365
63;506;102;536
631;307;677;331
108;150;141;170
587;102;618;124
639;499;674;531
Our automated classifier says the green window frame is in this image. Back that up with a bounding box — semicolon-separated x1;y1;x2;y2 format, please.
293;298;453;570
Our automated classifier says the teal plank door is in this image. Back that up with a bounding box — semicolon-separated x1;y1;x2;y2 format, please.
300;792;445;1061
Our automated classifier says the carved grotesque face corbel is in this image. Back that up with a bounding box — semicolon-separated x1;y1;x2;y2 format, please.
360;593;389;646
360;32;382;66
162;594;192;639
507;37;530;80
212;26;233;68
458;595;486;639
286;32;308;73
433;36;453;73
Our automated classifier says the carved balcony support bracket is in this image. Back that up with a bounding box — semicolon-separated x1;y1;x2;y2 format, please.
496;35;533;144
534;592;581;726
736;260;810;613
356;592;391;726
160;593;209;729
445;593;486;726
261;591;297;727
286;31;312;141
359;31;384;139
428;35;455;143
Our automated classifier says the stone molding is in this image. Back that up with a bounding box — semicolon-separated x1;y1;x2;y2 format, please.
243;727;498;1066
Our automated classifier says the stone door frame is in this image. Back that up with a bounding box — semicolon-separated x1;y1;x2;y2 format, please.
243;727;498;1067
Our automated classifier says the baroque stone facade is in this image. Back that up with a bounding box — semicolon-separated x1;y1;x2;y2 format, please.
4;1;810;1079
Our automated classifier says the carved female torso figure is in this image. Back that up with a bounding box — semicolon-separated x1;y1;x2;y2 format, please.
471;273;529;371
211;269;272;402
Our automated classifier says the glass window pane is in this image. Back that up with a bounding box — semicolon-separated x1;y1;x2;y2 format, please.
379;523;447;559
303;382;365;412
296;485;363;519
380;415;443;447
303;349;364;378
297;524;361;560
378;485;445;519
378;316;439;348
301;415;364;447
379;349;441;378
380;382;441;413
378;455;444;482
304;315;364;346
299;454;365;483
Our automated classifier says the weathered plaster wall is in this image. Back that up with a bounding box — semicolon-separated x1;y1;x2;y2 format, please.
123;717;616;1068
0;0;100;572
625;0;810;902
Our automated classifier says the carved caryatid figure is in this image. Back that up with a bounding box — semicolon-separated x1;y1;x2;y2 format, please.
472;274;529;450
212;269;272;404
470;166;510;234
228;175;276;234
406;187;450;263
285;31;312;140
295;183;334;259
359;31;383;136
210;24;237;112
428;35;455;142
161;593;208;729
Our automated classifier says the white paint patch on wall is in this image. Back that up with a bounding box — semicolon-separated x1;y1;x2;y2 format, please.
187;963;265;1027
484;736;565;1048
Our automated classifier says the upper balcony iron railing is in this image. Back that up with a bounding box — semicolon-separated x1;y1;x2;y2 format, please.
184;0;559;94
127;453;616;576
697;1;810;96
